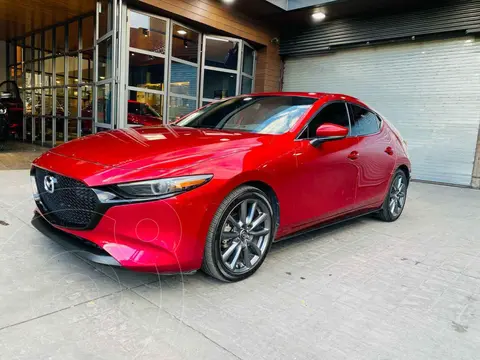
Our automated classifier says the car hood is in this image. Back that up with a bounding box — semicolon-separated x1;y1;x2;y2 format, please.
49;126;273;172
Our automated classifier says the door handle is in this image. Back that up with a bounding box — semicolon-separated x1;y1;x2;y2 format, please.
385;147;394;156
348;151;359;160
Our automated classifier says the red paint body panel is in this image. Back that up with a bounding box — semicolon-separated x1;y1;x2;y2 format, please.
32;92;411;273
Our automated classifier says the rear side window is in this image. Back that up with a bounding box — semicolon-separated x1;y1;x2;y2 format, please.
350;104;381;136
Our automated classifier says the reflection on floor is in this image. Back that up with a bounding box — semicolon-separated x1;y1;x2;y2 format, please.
0;141;49;170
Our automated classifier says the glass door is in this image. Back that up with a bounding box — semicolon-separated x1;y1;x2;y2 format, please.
241;42;256;94
200;35;256;106
122;10;169;127
94;0;117;132
200;35;241;105
167;21;201;123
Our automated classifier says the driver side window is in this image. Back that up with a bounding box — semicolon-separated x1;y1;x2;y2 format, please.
299;102;350;139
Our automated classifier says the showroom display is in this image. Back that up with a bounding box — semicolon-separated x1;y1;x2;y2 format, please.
31;92;411;282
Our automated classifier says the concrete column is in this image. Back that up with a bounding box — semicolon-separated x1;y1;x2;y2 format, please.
0;41;6;83
472;126;480;189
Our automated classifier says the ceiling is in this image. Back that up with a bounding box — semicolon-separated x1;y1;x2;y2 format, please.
0;0;95;40
264;0;453;28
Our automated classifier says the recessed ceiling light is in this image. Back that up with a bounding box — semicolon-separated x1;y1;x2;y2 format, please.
312;11;326;21
177;29;187;35
222;0;235;4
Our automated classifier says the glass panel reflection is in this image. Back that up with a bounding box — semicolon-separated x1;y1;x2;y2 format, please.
34;117;42;144
45;116;53;145
241;76;253;94
170;61;197;97
68;87;79;117
81;50;94;82
24;62;32;88
56;118;65;144
80;85;93;118
24;90;32;114
98;38;112;80
98;0;113;38
33;90;42;115
205;38;238;70
33;61;42;87
243;45;254;75
44;58;53;87
129;52;165;91
25;115;33;142
55;57;65;85
97;83;111;124
81;119;93;136
68;119;78;141
44;88;53;116
168;97;196;123
129;11;167;54
172;24;198;63
203;70;237;99
128;91;163;125
55;87;65;116
67;56;79;84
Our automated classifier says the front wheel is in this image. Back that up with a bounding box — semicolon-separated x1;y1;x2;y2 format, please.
202;186;275;282
377;169;408;222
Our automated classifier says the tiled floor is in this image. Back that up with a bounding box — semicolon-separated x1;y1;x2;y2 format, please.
0;170;479;359
0;141;48;170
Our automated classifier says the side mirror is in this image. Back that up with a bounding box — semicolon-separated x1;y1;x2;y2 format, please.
310;123;349;147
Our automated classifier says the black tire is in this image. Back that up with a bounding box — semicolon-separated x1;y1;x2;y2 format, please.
201;185;276;282
377;169;408;222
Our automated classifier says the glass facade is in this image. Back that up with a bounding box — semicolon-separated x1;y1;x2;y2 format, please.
6;15;95;146
5;3;256;146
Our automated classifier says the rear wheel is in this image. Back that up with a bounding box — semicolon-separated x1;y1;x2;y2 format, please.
202;186;275;282
378;169;408;222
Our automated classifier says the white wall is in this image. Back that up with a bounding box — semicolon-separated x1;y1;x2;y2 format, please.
0;41;6;83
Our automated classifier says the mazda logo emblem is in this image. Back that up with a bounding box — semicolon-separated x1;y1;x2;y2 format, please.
44;175;57;194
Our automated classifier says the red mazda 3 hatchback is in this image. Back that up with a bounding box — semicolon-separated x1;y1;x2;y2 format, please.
31;92;411;282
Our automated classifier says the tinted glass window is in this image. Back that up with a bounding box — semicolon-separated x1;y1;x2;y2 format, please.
300;102;349;139
176;96;316;135
350;105;381;136
128;102;142;115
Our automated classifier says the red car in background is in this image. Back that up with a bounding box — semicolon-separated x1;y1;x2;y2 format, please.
0;81;24;140
31;92;411;282
81;100;162;132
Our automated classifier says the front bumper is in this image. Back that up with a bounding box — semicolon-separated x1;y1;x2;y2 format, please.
33;183;217;273
32;213;121;266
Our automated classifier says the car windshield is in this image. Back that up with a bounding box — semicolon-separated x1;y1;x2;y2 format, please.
175;96;317;134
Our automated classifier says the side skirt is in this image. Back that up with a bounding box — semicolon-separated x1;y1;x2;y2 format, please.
274;207;381;243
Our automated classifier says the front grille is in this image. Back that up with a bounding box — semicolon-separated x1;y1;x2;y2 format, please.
34;167;99;229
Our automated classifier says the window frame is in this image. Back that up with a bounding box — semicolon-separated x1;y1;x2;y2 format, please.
347;102;383;138
295;100;352;140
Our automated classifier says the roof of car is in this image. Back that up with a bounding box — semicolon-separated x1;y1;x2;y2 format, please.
247;91;357;100
245;91;367;107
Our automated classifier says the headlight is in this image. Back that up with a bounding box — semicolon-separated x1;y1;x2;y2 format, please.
0;108;7;115
114;174;213;199
30;175;40;201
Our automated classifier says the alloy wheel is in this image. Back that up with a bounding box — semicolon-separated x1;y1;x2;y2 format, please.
220;198;272;274
389;174;407;217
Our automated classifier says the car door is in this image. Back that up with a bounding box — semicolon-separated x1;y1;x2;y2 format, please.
291;102;359;228
348;103;396;209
